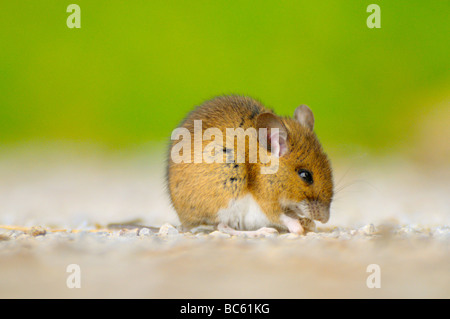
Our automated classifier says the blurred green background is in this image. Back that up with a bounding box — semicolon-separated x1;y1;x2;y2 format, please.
0;1;448;160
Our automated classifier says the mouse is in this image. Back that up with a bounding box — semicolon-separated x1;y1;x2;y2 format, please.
166;95;334;237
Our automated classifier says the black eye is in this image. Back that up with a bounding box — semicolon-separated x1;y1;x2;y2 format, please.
298;169;313;184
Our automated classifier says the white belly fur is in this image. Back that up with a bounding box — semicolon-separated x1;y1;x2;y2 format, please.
217;194;271;230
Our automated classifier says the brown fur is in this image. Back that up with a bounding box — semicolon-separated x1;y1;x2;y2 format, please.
166;95;333;230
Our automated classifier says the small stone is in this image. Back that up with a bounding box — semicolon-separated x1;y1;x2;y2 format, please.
209;231;231;238
93;231;110;237
432;226;450;239
339;233;352;240
247;228;278;238
360;224;376;235
279;233;300;240
398;225;419;236
158;223;179;236
138;228;153;236
323;231;340;238
27;226;47;237
119;228;139;237
190;225;215;234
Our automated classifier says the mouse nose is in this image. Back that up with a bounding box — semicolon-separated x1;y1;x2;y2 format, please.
310;201;330;224
317;210;330;223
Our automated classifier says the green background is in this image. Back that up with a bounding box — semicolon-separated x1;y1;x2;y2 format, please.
0;1;448;157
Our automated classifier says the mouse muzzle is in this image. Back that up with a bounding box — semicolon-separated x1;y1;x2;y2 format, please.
293;200;330;224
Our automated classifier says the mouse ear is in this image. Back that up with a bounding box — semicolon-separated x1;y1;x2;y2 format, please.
294;105;314;131
256;113;288;157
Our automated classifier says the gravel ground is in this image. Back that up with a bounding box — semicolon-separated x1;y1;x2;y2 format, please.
0;147;449;298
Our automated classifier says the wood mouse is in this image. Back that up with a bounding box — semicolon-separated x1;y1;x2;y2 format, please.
166;95;333;236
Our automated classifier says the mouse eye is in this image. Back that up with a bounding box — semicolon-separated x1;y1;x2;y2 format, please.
298;169;313;185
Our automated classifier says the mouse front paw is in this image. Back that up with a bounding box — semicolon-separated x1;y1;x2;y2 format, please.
299;217;316;234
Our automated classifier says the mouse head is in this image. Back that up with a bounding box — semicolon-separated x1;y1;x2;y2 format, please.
256;105;334;223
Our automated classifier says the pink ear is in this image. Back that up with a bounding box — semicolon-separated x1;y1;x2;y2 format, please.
256;112;289;157
294;105;314;131
269;128;288;157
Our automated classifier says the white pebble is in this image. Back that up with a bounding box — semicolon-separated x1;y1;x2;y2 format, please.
138;228;153;236
339;233;352;240
119;228;139;237
432;226;450;239
360;224;376;235
279;233;300;240
158;223;179;236
209;231;231;238
324;231;340;238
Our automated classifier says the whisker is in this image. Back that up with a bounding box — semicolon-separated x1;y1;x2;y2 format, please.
334;165;354;189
